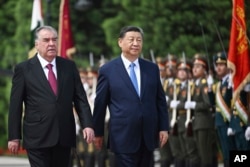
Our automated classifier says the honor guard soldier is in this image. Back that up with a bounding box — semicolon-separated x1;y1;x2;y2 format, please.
231;82;250;150
156;57;167;85
77;66;98;167
185;54;215;167
208;52;236;167
86;66;98;107
244;83;250;142
159;54;177;167
69;67;96;167
171;58;200;167
163;54;177;106
164;54;177;93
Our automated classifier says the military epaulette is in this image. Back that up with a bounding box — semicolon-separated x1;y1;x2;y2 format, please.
188;80;194;86
201;79;207;84
188;80;195;95
163;79;168;86
174;78;181;85
163;80;169;92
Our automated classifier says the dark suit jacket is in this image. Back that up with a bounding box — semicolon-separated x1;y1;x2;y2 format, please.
8;55;93;149
93;57;169;153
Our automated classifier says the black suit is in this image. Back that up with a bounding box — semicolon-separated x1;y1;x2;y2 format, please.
8;55;93;166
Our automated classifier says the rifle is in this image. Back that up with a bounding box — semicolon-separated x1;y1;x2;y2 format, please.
150;49;156;63
167;53;172;69
185;80;193;137
200;22;211;72
170;82;178;136
89;52;94;67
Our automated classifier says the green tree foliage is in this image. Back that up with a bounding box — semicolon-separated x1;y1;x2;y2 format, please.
102;0;235;59
0;0;249;150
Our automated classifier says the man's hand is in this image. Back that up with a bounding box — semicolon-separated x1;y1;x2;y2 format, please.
8;140;20;155
94;136;104;150
83;127;95;144
159;131;168;148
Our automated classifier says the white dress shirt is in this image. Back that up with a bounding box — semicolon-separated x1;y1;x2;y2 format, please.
37;54;57;79
121;54;141;94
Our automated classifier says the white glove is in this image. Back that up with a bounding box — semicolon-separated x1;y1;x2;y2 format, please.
170;100;180;109
245;126;250;141
184;101;196;109
207;75;214;87
165;96;169;102
228;73;233;88
170;119;176;128
227;127;235;136
243;83;250;92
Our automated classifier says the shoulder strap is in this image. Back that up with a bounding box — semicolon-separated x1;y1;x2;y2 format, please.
215;82;231;121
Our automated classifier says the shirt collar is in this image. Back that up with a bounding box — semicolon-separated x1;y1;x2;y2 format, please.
121;54;139;69
168;78;174;84
222;74;229;84
195;78;200;86
181;81;187;88
37;54;56;69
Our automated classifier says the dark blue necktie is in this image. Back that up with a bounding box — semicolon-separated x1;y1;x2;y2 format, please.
129;63;139;95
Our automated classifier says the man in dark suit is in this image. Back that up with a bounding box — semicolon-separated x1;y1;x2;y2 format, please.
8;26;94;167
93;26;169;167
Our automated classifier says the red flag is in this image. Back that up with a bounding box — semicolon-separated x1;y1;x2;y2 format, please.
58;0;76;59
228;0;250;104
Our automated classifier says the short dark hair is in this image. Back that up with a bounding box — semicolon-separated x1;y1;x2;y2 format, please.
119;26;144;38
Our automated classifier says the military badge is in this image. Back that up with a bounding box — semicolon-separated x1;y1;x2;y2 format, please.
201;79;207;84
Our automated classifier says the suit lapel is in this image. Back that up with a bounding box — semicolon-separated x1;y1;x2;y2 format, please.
30;56;55;96
138;58;146;98
55;57;64;98
115;58;140;97
30;55;58;97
